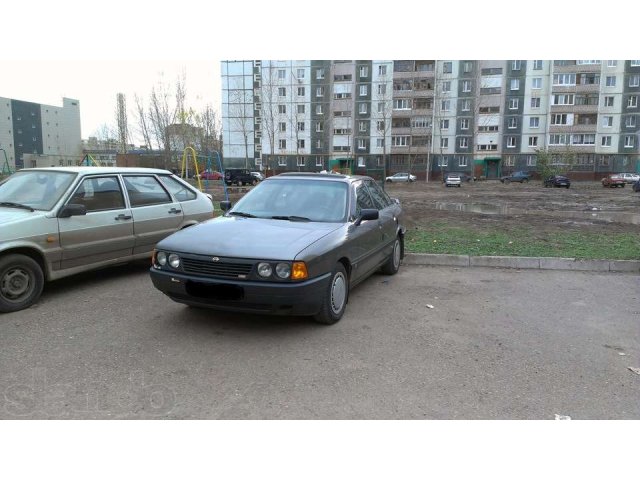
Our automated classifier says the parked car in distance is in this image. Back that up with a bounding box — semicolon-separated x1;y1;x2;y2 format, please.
0;167;214;313
197;171;222;180
602;174;626;188
444;173;462;187
250;171;265;182
385;172;417;183
225;168;257;186
633;180;640;192
150;172;405;325
543;175;571;188
443;172;472;183
500;171;530;183
618;172;640;184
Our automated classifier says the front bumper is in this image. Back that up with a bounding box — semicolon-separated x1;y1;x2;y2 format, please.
150;268;331;316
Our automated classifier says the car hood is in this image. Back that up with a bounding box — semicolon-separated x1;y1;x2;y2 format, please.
157;215;342;259
0;208;50;241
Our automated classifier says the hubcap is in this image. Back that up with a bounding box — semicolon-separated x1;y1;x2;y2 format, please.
393;240;401;269
330;272;346;315
1;268;32;301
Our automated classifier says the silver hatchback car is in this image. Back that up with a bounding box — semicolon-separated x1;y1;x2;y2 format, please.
0;167;214;313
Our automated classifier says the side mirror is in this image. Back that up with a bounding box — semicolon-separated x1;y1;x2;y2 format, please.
58;203;87;218
355;208;379;226
219;201;232;212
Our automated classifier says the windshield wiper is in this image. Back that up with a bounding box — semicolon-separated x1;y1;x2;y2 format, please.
271;215;311;222
228;211;257;218
0;202;35;212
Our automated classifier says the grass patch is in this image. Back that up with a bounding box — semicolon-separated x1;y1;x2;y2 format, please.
406;223;640;260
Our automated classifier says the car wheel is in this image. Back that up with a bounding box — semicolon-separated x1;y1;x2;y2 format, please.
252;179;257;186
313;263;348;325
504;179;511;184
0;254;44;313
523;178;529;183
386;179;392;183
381;236;402;276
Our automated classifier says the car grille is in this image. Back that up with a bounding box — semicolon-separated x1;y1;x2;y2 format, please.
181;258;253;279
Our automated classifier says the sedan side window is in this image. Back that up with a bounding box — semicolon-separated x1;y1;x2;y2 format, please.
364;179;391;210
69;176;125;212
354;181;375;217
158;175;197;202
123;176;172;207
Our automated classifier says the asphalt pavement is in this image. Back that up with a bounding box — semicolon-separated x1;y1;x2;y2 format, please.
1;262;638;419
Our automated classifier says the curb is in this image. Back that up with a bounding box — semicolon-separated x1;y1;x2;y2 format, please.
404;253;640;273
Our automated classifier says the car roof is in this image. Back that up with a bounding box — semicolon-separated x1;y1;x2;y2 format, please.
19;166;171;175
272;172;370;183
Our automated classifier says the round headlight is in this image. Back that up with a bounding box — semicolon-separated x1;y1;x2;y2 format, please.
157;251;167;266
168;254;181;268
275;263;291;279
257;262;272;278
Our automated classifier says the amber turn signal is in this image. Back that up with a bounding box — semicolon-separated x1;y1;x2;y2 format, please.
291;262;308;280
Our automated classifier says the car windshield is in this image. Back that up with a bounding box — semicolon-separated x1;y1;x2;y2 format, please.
0;170;77;211
228;178;348;222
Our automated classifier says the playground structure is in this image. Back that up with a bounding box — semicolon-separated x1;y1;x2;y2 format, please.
1;148;12;176
180;147;228;202
78;153;102;167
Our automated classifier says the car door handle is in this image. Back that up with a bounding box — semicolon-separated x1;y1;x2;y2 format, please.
115;214;132;220
168;208;182;214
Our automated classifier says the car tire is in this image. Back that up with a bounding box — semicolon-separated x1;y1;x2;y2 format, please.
0;254;44;313
313;263;348;325
381;236;402;276
523;178;529;183
386;179;392;183
504;179;510;184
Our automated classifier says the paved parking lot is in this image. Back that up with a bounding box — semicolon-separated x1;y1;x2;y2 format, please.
0;262;638;419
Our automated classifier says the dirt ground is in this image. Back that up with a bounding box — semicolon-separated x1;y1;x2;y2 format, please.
201;179;639;236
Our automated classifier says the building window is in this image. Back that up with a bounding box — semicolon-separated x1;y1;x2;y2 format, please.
440;119;450;129
527;155;537;166
531;97;541;108
298;139;305;149
297;87;305;96
298;122;305;131
357;156;366;167
512;60;521;71
553;73;576;86
438;156;448;166
392;136;410;147
510;79;520;91
376;139;385;148
378;65;387;75
443;62;452;74
359;121;367;132
461;99;471;111
624;135;635;148
533;60;543;70
316;69;325;80
509;98;519;110
504;156;515;167
377;102;385;113
625;116;637;128
440;138;449;148
377;120;385;131
377;84;386;95
316;104;323;115
359;85;368;96
549;134;570;145
602;116;613;127
508;118;518;129
357;139;366;150
278;87;286;97
278;69;286;79
441;100;450;111
316;140;323;149
460;118;469;130
528;137;538;147
607;60;618;67
601;136;612;147
551;114;568;125
604;96;614;107
316;87;324;97
532;77;542;89
631;61;640;66
630;75;640;87
530;117;540;128
279;122;286;132
605;76;616;87
359;66;369;77
552;94;574;105
297;156;305;166
393;99;411;110
297;68;305;79
572;134;596;145
442;81;451;93
359;103;368;114
315;121;324;132
279;140;286;149
459;137;468;148
278;105;286;114
458;156;468;167
507;137;516;148
316;156;324;167
463;61;473;73
297;104;305;114
462;80;472;92
628;96;638;108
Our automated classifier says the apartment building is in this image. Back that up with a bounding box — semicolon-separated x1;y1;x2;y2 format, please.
0;96;82;171
221;60;640;180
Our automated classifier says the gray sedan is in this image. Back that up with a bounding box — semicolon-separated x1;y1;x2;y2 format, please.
150;173;406;324
0;167;214;313
385;172;417;183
